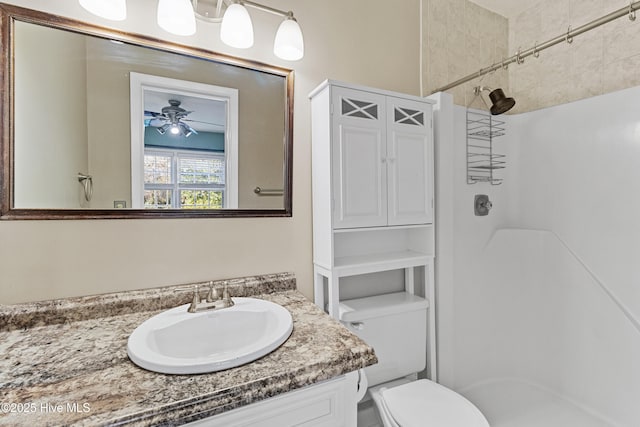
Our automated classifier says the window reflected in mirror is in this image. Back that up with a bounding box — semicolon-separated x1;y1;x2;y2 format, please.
131;74;239;210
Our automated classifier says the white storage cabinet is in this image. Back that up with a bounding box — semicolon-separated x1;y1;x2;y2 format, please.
329;86;433;229
309;80;437;380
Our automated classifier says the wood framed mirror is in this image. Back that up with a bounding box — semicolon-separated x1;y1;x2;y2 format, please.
0;3;293;219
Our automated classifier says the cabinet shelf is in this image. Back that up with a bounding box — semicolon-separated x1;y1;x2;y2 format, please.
334;250;431;277
333;224;431;233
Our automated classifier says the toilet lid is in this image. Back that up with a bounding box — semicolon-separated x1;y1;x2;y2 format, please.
381;380;489;427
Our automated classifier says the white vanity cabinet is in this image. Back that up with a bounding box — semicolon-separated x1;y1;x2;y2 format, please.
328;86;433;229
184;372;359;426
310;80;437;379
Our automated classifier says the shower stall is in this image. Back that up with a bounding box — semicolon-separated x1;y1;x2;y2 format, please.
431;85;640;426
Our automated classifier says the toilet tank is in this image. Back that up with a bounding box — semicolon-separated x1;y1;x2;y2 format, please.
339;292;428;387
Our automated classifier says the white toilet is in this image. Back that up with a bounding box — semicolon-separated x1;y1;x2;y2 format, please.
340;292;489;427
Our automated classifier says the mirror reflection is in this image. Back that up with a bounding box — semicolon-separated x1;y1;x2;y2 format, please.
132;73;238;210
7;11;292;218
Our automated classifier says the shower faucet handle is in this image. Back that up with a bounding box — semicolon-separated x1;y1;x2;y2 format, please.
474;194;493;216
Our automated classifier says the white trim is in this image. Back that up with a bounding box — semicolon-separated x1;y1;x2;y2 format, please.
308;79;437;105
129;72;239;208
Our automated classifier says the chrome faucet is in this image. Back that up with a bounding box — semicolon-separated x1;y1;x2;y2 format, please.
177;282;235;313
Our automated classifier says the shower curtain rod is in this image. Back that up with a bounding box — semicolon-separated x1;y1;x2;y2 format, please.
430;1;640;94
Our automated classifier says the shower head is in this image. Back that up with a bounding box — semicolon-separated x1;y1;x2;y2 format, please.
488;88;516;115
474;86;516;115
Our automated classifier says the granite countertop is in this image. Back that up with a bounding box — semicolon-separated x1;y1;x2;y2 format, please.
0;273;377;426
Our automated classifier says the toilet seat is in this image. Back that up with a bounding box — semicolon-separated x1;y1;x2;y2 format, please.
372;379;490;427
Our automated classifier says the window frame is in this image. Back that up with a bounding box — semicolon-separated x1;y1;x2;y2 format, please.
130;72;238;209
144;147;227;209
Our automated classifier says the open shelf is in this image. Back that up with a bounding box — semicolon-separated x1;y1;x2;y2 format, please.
334;250;431;276
333;225;433;261
333;224;430;233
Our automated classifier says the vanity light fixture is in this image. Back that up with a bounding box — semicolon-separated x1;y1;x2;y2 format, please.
157;0;197;36
219;0;304;60
78;0;304;61
79;0;126;21
220;1;254;48
273;12;304;61
219;1;304;60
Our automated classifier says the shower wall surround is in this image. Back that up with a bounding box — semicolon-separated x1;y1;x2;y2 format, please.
436;83;640;426
511;85;640;330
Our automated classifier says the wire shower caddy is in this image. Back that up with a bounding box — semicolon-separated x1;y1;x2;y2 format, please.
466;110;506;185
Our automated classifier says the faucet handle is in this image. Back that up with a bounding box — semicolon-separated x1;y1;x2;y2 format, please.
188;284;200;313
174;285;202;312
222;285;234;308
205;281;219;302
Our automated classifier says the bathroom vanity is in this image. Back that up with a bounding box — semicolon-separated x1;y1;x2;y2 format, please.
0;273;376;426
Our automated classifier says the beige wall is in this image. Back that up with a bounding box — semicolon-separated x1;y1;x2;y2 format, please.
236;72;285;210
422;0;509;109
0;0;421;304
14;22;89;208
425;0;640;113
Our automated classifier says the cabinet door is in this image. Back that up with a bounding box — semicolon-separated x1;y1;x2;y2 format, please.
332;87;387;229
386;97;433;225
184;373;358;427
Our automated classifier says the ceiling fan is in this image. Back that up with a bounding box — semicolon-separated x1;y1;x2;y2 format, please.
145;99;202;138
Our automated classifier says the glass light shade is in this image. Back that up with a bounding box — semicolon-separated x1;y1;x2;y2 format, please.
79;0;126;21
220;3;254;49
157;0;196;36
274;17;304;61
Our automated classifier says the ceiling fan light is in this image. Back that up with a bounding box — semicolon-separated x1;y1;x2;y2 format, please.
220;3;254;49
157;0;196;36
157;124;169;135
79;0;126;21
182;126;193;138
274;15;304;61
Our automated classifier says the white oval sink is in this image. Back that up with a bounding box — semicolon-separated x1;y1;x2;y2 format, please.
127;297;293;374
